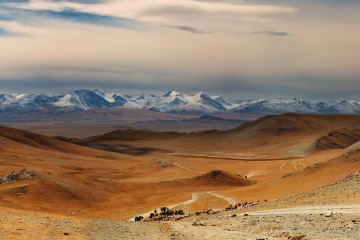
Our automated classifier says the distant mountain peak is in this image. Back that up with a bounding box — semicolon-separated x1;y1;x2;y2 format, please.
163;90;182;97
0;89;359;115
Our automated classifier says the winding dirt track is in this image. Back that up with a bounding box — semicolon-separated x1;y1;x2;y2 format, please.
128;191;236;221
243;204;360;216
208;191;237;206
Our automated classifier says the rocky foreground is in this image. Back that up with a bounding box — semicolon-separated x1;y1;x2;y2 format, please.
1;172;359;240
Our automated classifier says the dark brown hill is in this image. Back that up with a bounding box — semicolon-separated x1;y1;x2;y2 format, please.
189;170;255;186
316;130;360;150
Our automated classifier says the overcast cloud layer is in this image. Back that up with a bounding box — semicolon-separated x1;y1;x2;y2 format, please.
0;0;359;100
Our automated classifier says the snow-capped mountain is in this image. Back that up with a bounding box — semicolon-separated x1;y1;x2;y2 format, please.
0;93;59;111
142;91;227;113
53;90;112;110
315;100;360;114
0;89;359;114
230;98;317;114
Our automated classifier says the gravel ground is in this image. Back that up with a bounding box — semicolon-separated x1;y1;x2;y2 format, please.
253;172;360;209
169;211;360;240
167;171;360;240
0;208;170;240
1;172;359;240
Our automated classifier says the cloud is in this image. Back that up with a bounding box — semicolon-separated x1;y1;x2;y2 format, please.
0;0;30;2
0;1;359;101
0;26;23;36
31;9;132;27
251;30;290;36
1;0;297;26
137;1;297;23
51;0;106;3
167;25;212;34
0;5;138;29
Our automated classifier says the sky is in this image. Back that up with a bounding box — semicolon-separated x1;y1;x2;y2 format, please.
0;0;359;100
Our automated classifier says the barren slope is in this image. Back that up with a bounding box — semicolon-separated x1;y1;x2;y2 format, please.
0;114;359;226
69;113;360;158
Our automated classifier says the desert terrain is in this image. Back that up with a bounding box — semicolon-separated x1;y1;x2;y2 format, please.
0;113;359;239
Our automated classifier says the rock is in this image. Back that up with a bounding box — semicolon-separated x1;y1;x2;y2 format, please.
290;235;306;240
325;211;334;217
231;214;237;217
0;169;34;184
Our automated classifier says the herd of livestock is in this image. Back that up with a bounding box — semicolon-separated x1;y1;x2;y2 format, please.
134;201;260;222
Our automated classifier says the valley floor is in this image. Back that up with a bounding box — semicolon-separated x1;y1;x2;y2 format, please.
1;172;359;240
0;114;359;239
1;204;358;239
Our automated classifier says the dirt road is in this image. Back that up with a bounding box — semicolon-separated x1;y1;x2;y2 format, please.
242;204;360;216
128;191;236;221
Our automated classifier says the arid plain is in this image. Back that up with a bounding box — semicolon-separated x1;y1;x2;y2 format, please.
0;113;359;239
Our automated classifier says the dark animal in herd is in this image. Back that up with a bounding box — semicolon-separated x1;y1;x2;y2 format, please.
134;216;144;221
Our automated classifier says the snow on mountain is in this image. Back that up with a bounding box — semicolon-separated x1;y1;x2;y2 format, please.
137;91;227;113
0;89;359;114
213;96;236;109
93;89;116;103
141;91;188;112
178;92;227;113
162;91;183;98
53;90;111;110
123;94;157;109
316;99;360;114
112;94;128;106
231;98;317;113
0;93;59;111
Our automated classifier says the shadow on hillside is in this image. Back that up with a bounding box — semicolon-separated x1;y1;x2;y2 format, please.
79;143;171;156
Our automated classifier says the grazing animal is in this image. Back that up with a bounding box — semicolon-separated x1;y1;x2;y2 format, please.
134;216;144;222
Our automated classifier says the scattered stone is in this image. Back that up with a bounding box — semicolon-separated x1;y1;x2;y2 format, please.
152;158;174;168
64;232;69;236
170;233;176;240
290;235;306;240
0;169;34;184
325;211;334;217
231;214;237;217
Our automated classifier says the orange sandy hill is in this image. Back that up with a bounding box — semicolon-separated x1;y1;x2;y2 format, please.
65;113;360;158
316;129;360;150
65;129;201;155
143;170;256;192
190;170;256;186
0;125;112;156
79;129;187;142
221;113;360;146
0;116;359;219
284;142;360;181
222;141;360;203
0;125;161;214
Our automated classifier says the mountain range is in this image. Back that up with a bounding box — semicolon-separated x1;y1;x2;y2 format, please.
0;89;359;114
